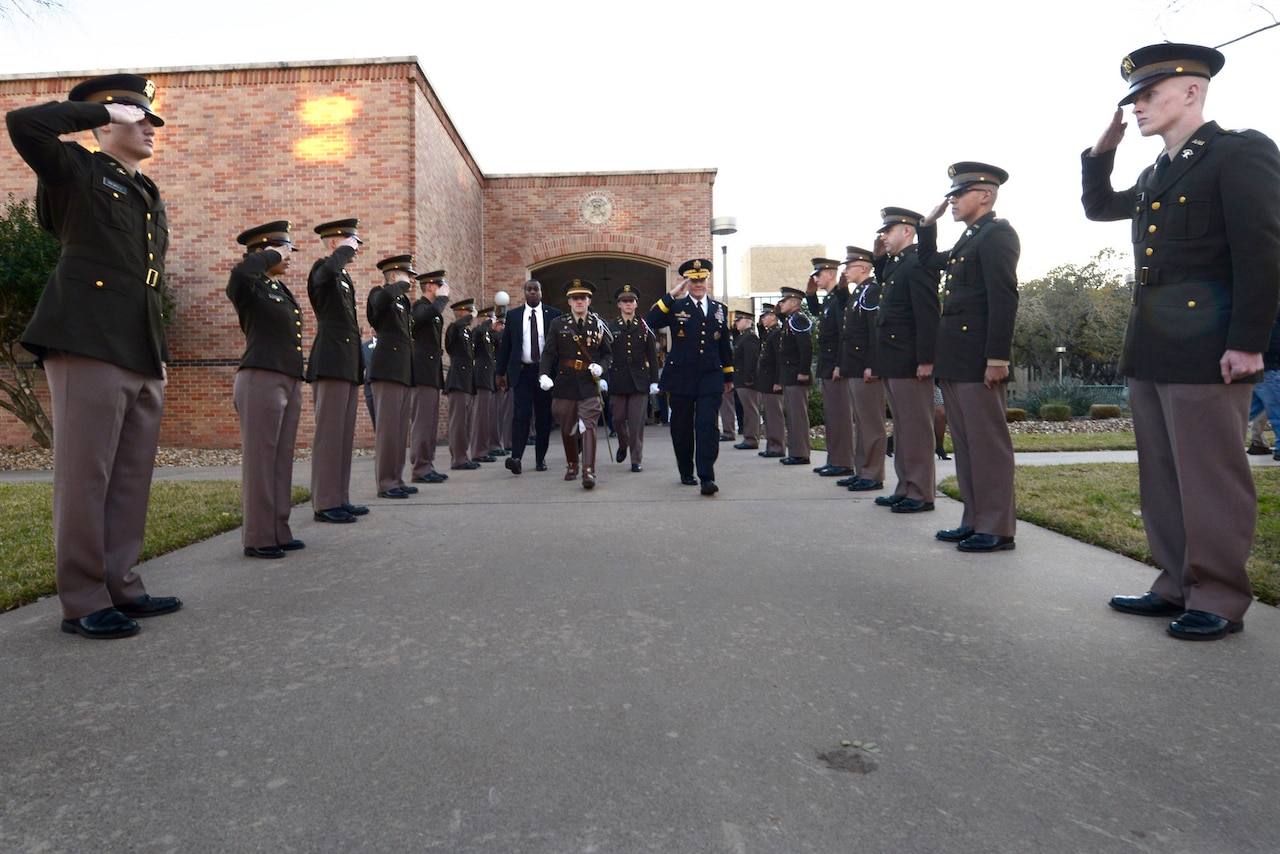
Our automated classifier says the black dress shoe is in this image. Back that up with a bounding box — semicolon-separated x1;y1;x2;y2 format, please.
473;455;497;463
758;450;783;458
700;480;719;495
819;466;855;477
1108;591;1183;617
631;463;643;472
956;533;1014;551
836;476;857;486
493;448;510;456
680;475;699;486
891;498;934;513
616;447;627;463
451;462;481;470
315;507;357;523
116;594;183;618
1167;610;1244;641
412;472;447;484
848;479;884;492
874;493;905;506
279;539;306;551
733;442;758;450
535;460;548;472
780;456;811;465
341;502;371;514
400;485;419;494
378;487;409;498
936;448;951;460
719;434;734;441
935;526;975;543
505;457;523;475
61;607;139;639
245;545;286;559
1247;440;1272;455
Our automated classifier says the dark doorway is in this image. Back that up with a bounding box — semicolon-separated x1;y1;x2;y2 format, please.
531;256;668;315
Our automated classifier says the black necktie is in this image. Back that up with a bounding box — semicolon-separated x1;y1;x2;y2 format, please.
1153;154;1171;184
529;310;540;363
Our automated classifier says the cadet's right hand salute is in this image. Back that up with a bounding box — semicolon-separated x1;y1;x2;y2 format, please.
1090;108;1128;156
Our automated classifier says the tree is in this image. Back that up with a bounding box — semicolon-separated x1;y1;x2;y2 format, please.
1014;251;1132;385
0;195;59;447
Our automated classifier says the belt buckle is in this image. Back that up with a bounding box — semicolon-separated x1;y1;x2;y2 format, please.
146;268;160;287
1139;266;1150;286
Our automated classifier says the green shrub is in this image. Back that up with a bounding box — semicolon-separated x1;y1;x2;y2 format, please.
1040;404;1073;422
807;385;824;427
1090;404;1122;419
1006;408;1027;423
1014;380;1106;417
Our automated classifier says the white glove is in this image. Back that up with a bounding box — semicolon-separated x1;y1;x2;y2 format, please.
649;383;660;395
539;375;553;391
588;362;603;378
599;379;608;393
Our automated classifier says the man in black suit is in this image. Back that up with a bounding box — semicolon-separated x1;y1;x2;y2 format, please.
7;73;182;639
645;259;734;495
496;279;562;474
1083;43;1280;640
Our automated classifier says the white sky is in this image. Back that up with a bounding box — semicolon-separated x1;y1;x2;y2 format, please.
2;0;1278;286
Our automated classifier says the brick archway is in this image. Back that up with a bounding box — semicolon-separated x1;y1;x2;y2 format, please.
529;250;671;314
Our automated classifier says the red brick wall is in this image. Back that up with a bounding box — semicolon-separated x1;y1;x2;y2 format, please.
0;61;714;449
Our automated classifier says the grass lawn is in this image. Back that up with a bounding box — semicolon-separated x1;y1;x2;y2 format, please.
0;481;308;613
940;464;1280;607
812;430;1139;453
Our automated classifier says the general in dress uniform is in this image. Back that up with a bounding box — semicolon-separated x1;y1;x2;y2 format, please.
1083;43;1280;640
646;259;734;495
608;284;660;472
7;73;182;638
367;254;418;498
870;207;940;514
306;218;368;523
409;269;451;484
227;221;306;559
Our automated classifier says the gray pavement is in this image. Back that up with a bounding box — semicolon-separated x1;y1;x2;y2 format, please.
2;435;1278;853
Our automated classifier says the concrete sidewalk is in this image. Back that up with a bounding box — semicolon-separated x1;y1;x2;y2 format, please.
2;435;1278;853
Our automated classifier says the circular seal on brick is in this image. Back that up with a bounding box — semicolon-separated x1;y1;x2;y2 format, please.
581;193;614;227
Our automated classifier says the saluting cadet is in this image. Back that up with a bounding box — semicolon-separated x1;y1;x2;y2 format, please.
470;306;499;464
1084;43;1280;640
409;269;451;484
306;218;368;523
926;163;1020;553
7;73;181;638
807;257;855;477
870;207;940;514
539;279;613;488
731;310;762;451
756;304;786;458
645;259;735;495
608;284;660;472
835;246;887;492
367;254;418;499
775;286;813;466
445;298;479;470
227;221;306;559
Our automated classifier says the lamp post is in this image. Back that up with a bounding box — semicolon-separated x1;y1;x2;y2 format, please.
710;216;738;303
1054;345;1067;383
494;289;510;320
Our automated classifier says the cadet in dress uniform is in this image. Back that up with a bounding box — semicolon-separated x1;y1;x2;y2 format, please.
775;286;813;466
870;207;940;514
487;311;509;457
1083;43;1280;640
835;246;887;492
806;258;855;477
756;305;786;457
306;218;368;523
409;269;451;484
924;163;1021;552
731;310;762;450
367;254;418;498
645;259;735;495
470;306;499;464
445;298;479;470
608;284;660;472
539;279;613;488
7;73;181;638
227;221;306;559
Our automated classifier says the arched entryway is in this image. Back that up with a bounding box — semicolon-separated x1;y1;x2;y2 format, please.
530;254;668;315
